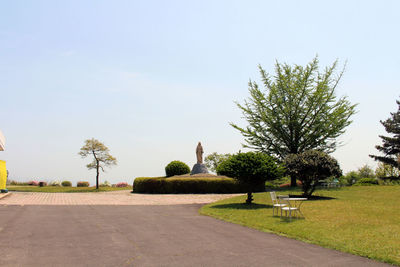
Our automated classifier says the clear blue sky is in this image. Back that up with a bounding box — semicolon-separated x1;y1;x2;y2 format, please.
1;0;399;184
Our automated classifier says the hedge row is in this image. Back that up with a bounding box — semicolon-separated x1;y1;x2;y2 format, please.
132;177;265;194
355;178;379;185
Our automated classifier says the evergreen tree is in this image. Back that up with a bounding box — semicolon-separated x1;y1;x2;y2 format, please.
79;138;117;189
370;99;400;172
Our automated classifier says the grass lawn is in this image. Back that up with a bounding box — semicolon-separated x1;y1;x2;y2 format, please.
200;186;400;266
7;185;132;193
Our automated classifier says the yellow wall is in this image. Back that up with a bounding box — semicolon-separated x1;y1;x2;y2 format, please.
0;160;6;190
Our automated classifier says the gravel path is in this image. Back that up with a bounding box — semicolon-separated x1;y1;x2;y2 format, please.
0;191;242;205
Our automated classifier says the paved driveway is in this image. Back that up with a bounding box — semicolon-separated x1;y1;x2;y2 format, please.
0;192;389;266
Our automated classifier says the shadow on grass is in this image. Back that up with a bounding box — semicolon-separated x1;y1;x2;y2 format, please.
210;203;272;210
265;188;337;201
287;194;336;201
316;186;344;191
278;216;306;223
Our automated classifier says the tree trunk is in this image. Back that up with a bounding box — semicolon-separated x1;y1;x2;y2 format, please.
246;192;253;204
290;175;297;187
96;161;99;189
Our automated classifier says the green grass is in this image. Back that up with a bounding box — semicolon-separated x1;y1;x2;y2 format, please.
200;186;400;265
7;185;132;193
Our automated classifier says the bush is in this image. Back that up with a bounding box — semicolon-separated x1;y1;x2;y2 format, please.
132;177;265;194
355;178;379;186
100;180;111;187
28;181;39;186
379;176;400;185
216;152;283;204
77;181;90;187
165;161;190;177
39;181;47;187
116;182;128;188
61;181;72;187
343;171;360;185
50;180;61;186
9;180;29;186
284;150;342;197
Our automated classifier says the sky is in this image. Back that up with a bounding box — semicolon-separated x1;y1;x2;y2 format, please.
1;0;399;185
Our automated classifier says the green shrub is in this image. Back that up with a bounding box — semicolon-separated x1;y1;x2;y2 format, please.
284;150;342;197
132;177;265;194
217;152;283;204
379;176;400;185
355;178;379;186
62;181;72;187
77;181;89;187
343;171;360;185
165;161;190;177
337;176;348;186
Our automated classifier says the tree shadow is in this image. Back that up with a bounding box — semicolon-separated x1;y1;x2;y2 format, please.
287;194;336;201
316;186;344;191
210;203;272;210
278;216;306;223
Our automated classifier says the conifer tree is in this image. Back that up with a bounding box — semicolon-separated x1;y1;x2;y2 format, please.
79;138;117;189
370;99;400;172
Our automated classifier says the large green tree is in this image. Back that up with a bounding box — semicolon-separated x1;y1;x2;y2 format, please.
79;138;117;189
370;99;400;172
231;57;356;186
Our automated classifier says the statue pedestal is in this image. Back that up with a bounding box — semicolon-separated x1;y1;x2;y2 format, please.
191;163;209;175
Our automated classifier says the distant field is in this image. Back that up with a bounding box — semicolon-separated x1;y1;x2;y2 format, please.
200;186;400;265
7;185;132;193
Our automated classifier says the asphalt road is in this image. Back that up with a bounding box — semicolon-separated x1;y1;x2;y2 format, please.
0;205;389;267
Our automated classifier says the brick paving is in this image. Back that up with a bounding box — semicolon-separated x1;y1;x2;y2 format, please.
0;191;241;205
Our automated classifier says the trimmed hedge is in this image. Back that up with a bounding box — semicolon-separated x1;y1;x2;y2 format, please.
132;177;265;194
165;161;190;177
62;181;72;187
